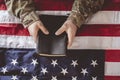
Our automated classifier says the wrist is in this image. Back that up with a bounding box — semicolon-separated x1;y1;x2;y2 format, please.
21;11;40;28
66;19;78;30
67;12;85;28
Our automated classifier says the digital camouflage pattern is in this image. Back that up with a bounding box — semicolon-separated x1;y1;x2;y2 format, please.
4;0;104;28
4;0;40;28
68;0;104;27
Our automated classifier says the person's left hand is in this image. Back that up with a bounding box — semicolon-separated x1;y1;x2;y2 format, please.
55;20;77;48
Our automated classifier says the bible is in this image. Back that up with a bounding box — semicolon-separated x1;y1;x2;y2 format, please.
36;15;68;55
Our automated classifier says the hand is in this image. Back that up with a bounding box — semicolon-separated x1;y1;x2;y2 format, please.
55;20;77;48
28;21;49;42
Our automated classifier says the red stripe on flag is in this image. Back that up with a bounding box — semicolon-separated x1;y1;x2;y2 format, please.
34;0;74;11
77;24;120;36
106;50;120;62
103;0;120;11
0;4;6;10
0;24;29;36
0;0;120;11
1;24;120;36
35;0;120;11
105;76;120;80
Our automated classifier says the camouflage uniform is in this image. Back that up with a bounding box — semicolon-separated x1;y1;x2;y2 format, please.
4;0;104;28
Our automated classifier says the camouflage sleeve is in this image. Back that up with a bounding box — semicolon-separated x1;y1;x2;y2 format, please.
4;0;40;28
67;0;104;28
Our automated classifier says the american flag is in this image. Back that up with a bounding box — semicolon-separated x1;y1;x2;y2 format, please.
0;0;119;80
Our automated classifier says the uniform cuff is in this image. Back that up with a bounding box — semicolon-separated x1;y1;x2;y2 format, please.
67;11;85;28
21;11;40;28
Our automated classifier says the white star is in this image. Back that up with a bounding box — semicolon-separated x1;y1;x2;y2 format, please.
21;67;28;74
31;59;38;66
51;60;58;67
72;76;77;80
51;76;57;80
41;67;48;75
31;76;38;80
91;60;98;67
1;67;8;74
61;68;68;76
92;76;97;80
81;68;88;76
11;59;18;66
71;60;78;67
11;75;18;80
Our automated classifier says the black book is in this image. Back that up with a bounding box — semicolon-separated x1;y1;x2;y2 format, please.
36;15;68;55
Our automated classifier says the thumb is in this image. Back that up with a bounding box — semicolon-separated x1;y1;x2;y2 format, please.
55;25;66;35
38;22;49;35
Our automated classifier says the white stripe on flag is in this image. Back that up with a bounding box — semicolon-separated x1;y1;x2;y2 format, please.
0;10;21;24
0;35;35;48
1;35;120;49
0;10;120;24
36;11;70;16
105;62;120;76
70;37;120;50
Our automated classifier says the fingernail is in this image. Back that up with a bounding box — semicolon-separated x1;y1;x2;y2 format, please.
45;31;49;35
55;32;59;35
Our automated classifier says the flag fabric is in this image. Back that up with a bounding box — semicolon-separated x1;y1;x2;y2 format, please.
0;0;119;80
0;49;105;80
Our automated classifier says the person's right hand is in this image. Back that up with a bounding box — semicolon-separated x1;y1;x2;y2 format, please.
28;21;49;42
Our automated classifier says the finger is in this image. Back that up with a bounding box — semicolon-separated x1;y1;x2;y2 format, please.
28;26;37;42
55;25;66;35
38;23;49;35
67;29;76;48
33;31;38;43
31;28;38;43
32;35;37;43
28;30;38;43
